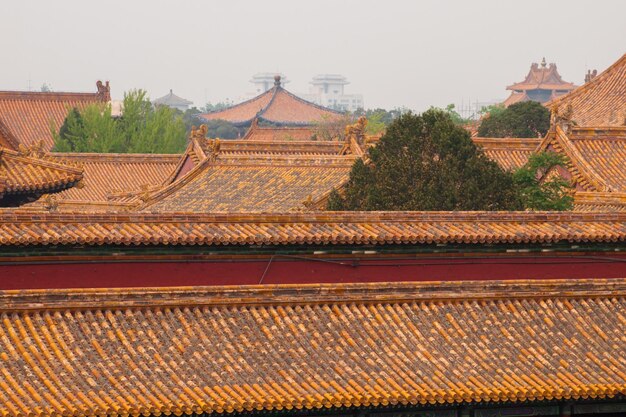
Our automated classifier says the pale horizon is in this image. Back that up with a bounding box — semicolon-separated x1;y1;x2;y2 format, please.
3;0;625;112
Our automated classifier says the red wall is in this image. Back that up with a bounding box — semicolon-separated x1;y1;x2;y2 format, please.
2;254;626;290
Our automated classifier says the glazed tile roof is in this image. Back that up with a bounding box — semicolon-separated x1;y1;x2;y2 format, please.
548;53;626;127
199;80;342;126
242;122;316;141
0;83;109;151
507;59;576;92
1;211;626;247
573;192;626;212
472;138;540;171
538;126;626;192
139;155;355;213
201;139;346;157
0;147;83;201
152;89;193;107
0;279;625;417
502;91;529;107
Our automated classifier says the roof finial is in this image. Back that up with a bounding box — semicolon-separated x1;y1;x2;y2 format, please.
541;57;547;68
274;74;281;87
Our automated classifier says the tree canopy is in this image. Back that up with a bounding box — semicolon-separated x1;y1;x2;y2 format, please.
328;109;523;211
512;152;573;210
53;90;187;153
477;101;550;138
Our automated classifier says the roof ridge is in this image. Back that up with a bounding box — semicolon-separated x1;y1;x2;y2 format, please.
548;52;626;108
2;279;624;312
3;210;626;223
552;126;612;191
0;91;104;101
50;152;181;163
269;86;344;115
199;88;275;120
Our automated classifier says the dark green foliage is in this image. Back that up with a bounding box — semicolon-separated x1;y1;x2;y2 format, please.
477;101;550;138
204;120;243;139
512;152;574;210
329;110;523;211
53;90;187;153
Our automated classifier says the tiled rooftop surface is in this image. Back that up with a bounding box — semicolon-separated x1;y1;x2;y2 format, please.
0;86;108;151
472;138;541;171
199;85;342;126
1;211;626;247
0;147;83;199
549;53;626;127
0;279;624;417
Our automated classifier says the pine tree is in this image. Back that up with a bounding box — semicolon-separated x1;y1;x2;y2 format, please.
329;109;523;211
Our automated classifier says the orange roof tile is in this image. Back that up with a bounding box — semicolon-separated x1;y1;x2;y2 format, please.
472;137;540;171
507;59;576;92
548;53;626;127
199;79;343;126
242;122;316;141
0;279;625;417
0;147;83;203
538;126;626;192
1;211;626;247
574;191;626;212
0;83;109;151
139;155;355;213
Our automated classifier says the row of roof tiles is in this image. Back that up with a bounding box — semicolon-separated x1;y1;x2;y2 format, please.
0;211;625;247
0;279;624;417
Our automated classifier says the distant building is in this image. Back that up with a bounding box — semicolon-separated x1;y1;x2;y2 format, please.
503;58;576;107
198;75;343;128
153;89;193;112
301;74;364;112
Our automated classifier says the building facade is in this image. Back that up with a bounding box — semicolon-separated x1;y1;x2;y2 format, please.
302;74;364;111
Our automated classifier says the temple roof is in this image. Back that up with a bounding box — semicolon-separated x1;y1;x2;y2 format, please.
0;82;110;151
21;153;180;212
538;126;626;192
2;211;626;247
507;58;576;92
198;76;343;126
0;147;83;203
472;137;540;171
139;153;355;213
152;89;193;107
242;120;316;141
0;279;624;417
548;53;626;127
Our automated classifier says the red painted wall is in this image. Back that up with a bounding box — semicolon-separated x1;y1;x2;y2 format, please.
2;254;626;290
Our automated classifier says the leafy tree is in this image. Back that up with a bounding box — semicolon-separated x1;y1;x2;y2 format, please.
479;104;505;118
512;152;573;210
40;83;52;92
53;90;187;153
202;101;233;113
477;101;550;138
328;109;523;211
312;113;353;141
205;120;243;139
441;104;469;125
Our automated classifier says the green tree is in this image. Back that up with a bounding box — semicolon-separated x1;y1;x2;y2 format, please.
205;120;242;139
328;110;523;211
477;101;550;138
53;90;187;153
202;101;233;113
512;152;573;210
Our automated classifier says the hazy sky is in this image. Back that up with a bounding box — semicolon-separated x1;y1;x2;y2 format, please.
2;0;625;111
